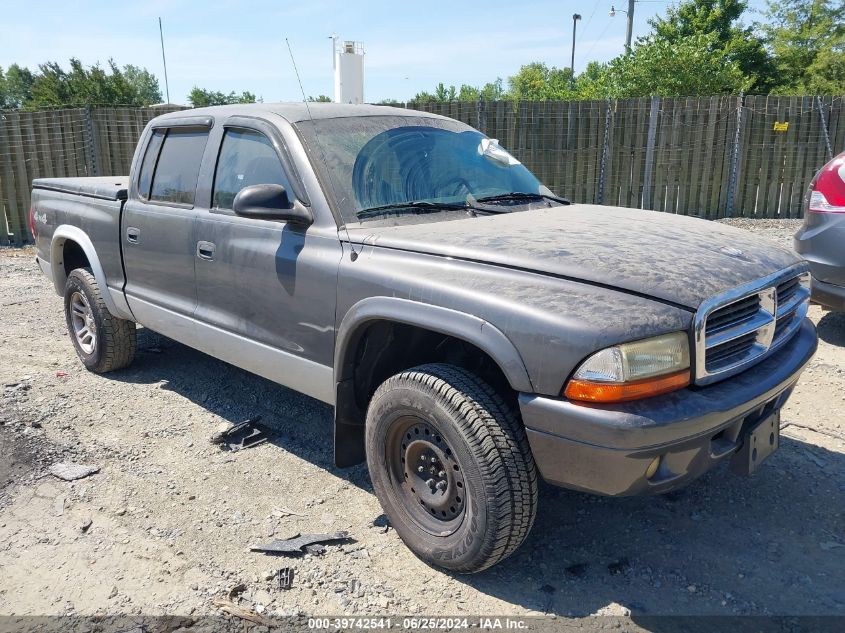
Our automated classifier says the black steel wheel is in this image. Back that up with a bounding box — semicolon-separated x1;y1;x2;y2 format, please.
386;417;467;534
366;363;538;573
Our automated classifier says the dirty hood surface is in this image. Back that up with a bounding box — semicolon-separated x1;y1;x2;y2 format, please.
349;205;802;309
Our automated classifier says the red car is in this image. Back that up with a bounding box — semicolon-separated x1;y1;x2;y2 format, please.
794;151;845;311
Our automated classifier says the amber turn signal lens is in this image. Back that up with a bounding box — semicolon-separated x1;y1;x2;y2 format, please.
564;370;691;403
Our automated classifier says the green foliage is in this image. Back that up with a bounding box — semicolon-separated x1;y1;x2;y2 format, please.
29;58;161;106
308;95;332;102
763;0;845;94
406;0;845;101
122;65;163;105
0;58;161;109
188;87;258;107
588;33;752;98
647;0;775;92
412;79;504;103
508;64;574;100
0;64;35;108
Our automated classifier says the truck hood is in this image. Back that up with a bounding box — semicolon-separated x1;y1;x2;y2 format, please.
347;205;802;309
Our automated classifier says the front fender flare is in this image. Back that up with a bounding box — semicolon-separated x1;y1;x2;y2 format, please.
335;296;534;392
49;225;132;320
332;297;534;468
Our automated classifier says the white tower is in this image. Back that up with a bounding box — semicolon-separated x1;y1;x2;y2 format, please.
333;39;364;104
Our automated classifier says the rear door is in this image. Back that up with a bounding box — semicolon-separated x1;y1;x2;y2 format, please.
192;116;340;402
122;119;212;343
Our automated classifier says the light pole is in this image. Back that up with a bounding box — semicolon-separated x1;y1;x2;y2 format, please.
609;0;636;51
570;13;581;78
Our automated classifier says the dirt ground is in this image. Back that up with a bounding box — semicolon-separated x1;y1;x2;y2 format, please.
1;219;843;624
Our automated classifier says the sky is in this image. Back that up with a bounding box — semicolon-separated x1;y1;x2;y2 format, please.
1;0;770;105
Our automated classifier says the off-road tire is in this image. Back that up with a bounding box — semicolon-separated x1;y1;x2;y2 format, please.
64;268;136;373
365;363;538;573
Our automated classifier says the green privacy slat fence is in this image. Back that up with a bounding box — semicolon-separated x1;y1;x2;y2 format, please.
2;97;842;244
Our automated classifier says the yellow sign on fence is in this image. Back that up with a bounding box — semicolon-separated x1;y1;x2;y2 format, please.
773;121;789;132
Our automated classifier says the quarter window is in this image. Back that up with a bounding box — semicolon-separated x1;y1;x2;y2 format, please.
137;129;164;199
213;129;290;209
149;128;209;205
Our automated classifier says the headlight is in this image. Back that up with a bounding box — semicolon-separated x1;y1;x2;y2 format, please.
564;332;691;403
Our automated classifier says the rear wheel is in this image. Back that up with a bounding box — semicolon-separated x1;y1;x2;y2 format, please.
64;268;136;373
365;363;538;573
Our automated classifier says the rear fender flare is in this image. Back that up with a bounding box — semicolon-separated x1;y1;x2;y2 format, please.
49;225;130;320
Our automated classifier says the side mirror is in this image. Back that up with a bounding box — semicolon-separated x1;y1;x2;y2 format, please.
233;184;313;225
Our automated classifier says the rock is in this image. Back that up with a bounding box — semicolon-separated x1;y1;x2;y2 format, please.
49;463;100;481
108;586;118;599
592;602;631;617
80;517;93;533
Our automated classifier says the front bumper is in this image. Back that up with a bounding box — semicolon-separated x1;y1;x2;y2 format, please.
520;319;817;496
811;276;845;312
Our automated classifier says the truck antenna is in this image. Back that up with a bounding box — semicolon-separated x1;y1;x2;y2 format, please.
285;38;358;261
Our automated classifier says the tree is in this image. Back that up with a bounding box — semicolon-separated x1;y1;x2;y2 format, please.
648;0;774;92
0;64;35;108
188;87;257;107
3;58;162;108
307;95;332;102
763;0;845;94
507;63;574;100
584;33;751;98
123;65;162;104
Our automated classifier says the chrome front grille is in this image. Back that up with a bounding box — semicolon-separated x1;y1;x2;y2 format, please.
694;265;810;385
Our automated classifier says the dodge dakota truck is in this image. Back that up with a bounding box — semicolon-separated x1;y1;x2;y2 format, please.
31;104;817;573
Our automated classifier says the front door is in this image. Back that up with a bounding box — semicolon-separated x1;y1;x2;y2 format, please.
193;121;341;403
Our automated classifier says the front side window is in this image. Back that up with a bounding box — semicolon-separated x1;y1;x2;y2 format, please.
213;128;290;210
149;128;209;205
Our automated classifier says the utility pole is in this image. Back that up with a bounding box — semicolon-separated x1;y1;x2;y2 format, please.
609;1;636;52
158;17;171;104
570;14;581;78
625;0;635;51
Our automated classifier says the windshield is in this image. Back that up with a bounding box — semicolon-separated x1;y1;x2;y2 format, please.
295;115;551;226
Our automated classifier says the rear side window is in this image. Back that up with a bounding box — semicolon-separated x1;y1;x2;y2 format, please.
149;128;209;205
213;128;290;209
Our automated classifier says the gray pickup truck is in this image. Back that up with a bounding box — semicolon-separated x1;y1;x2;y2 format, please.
31;104;817;573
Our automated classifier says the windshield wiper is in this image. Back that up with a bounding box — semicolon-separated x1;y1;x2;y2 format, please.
356;201;468;219
475;192;570;206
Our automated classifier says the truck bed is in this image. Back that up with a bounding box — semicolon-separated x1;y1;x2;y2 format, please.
32;177;129;201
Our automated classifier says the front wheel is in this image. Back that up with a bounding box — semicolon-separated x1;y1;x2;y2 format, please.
64;268;136;373
365;363;538;573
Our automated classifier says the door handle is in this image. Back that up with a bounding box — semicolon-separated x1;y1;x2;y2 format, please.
197;241;216;261
126;227;140;244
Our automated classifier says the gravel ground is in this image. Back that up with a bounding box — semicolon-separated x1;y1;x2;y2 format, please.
1;219;844;625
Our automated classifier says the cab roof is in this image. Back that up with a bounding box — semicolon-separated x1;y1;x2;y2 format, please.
151;102;449;124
